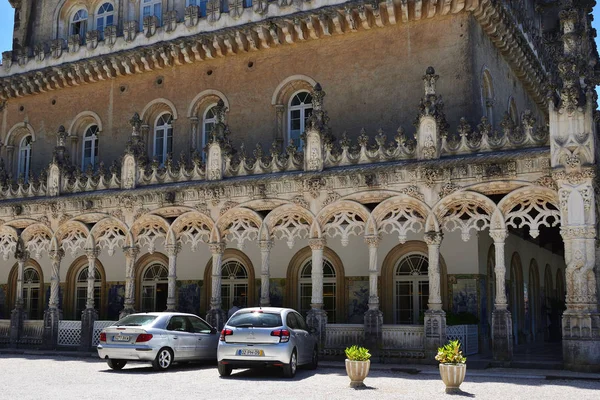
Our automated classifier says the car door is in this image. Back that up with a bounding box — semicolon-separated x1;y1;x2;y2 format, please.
166;315;197;360
187;315;219;360
286;312;308;365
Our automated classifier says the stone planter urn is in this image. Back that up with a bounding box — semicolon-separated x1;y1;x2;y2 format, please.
439;363;466;393
345;359;370;388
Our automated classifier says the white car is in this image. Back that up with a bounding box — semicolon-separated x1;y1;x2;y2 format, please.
97;312;219;371
217;307;318;378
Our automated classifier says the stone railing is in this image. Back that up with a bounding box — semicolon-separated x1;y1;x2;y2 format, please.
381;325;424;351
19;320;44;345
58;320;82;347
324;324;365;351
0;319;10;344
446;324;479;355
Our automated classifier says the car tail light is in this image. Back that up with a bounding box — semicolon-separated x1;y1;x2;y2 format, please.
99;332;106;343
270;329;290;343
220;329;233;342
135;334;153;343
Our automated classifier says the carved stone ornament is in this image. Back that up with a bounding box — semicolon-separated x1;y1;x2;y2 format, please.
438;181;460;199
399;185;425;202
185;5;200;27
229;0;244;19
207;0;221;23
533;176;558;191
552;168;595;185
253;0;269;15
308;238;326;250
305;177;324;199
322;191;341;207
292;195;309;209
220;201;239;216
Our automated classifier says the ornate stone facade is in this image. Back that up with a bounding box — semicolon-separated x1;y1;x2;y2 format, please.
0;0;597;372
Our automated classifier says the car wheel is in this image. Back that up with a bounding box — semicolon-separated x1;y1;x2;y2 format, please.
307;347;318;370
107;359;127;370
152;348;174;371
218;362;232;377
282;350;297;378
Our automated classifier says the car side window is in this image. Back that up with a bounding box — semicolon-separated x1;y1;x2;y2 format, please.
286;313;298;330
187;316;213;334
295;312;309;331
167;316;187;332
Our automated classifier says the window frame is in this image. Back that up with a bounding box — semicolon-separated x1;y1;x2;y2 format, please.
81;124;100;170
392;252;429;325
201;103;218;151
287;90;313;151
70;8;89;40
18;134;32;181
153;112;173;166
220;259;249;311
74;265;102;318
22;267;42;320
141;262;169;313
141;0;163;29
96;2;115;39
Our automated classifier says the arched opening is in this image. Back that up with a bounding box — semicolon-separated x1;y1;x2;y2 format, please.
140;262;169;312
202;104;217;151
96;2;114;39
288;91;313;150
82;124;99;170
153;113;173;165
141;0;162;28
71;9;88;43
65;255;107;319
7;260;44;320
17;135;32;181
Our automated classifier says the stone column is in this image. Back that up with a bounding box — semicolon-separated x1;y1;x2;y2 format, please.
259;240;273;307
5;145;14;175
120;246;139;319
42;248;63;349
166;243;180;311
10;243;28;346
275;104;285;148
489;228;513;362
80;248;99;350
363;235;383;353
206;242;227;330
423;231;446;358
306;238;327;346
190;117;199;151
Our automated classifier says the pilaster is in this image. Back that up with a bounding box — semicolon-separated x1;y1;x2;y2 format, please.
259;240;273;307
363;235;382;354
423;231;445;358
307;238;327;347
206;242;227;330
120;246;139;319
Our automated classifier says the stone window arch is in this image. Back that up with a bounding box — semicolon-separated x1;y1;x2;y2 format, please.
481;68;495;127
202;249;256;314
285;246;345;323
271;75;317;148
64;255;107;319
153;112;173;165
96;2;115;39
67;111;103;165
7;260;44;320
17;135;32;180
141;98;178;158
187;90;229;152
380;241;448;324
4;122;36;180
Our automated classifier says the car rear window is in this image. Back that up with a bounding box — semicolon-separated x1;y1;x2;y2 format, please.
116;315;158;326
228;311;282;328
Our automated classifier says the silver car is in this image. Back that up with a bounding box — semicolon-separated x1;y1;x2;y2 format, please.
217;307;318;378
97;312;219;371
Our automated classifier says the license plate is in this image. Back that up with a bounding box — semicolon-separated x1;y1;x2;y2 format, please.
113;335;130;342
237;349;263;356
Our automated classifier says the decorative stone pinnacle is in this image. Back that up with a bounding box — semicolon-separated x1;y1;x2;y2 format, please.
130;112;142;136
312;83;325;111
423;66;438;96
56;125;67;147
214;99;227;124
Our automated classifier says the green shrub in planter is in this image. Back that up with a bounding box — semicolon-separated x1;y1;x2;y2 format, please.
435;340;467;364
345;345;371;361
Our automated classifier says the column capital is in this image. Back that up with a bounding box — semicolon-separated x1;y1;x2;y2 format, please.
166;242;181;257
48;248;63;262
259;240;273;251
85;247;100;259
123;245;139;259
423;231;443;246
560;225;596;241
364;234;381;248
209;242;225;255
489;228;508;243
308;238;326;250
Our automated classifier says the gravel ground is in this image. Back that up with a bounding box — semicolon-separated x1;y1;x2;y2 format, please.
1;354;599;400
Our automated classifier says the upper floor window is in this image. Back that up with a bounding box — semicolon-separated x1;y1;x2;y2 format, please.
153;113;173;165
96;3;114;39
288;91;313;151
71;9;88;38
202;104;217;151
82;125;99;170
141;0;162;27
18;135;32;180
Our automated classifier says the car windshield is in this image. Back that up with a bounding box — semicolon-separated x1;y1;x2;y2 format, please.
115;315;157;327
228;311;282;328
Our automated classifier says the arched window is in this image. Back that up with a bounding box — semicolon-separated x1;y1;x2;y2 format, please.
96;3;114;39
153;113;173;165
74;266;101;318
221;260;249;310
394;253;429;324
22;267;41;319
288;91;313;150
201;104;217;151
298;259;336;321
82;125;99;169
141;0;162;27
18;135;32;180
481;70;494;127
71;9;88;38
141;263;168;312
